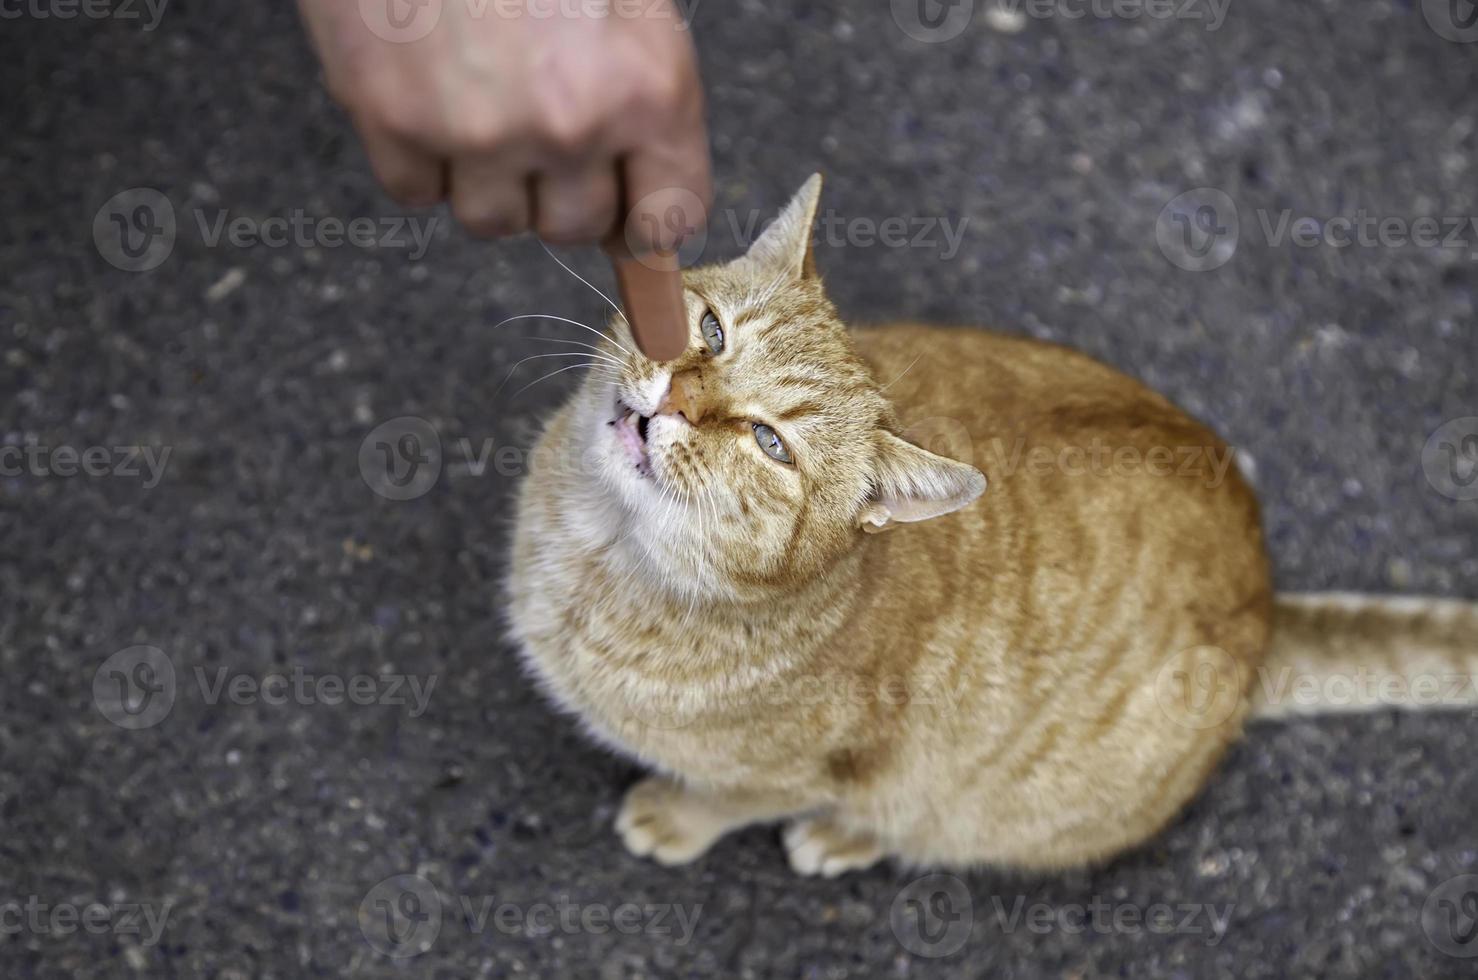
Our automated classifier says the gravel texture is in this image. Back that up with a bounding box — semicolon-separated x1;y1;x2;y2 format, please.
2;0;1477;977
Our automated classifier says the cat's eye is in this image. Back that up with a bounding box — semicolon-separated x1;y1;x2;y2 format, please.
700;310;724;355
753;423;792;464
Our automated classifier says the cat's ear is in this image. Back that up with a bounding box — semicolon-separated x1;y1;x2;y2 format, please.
741;173;823;280
858;430;987;532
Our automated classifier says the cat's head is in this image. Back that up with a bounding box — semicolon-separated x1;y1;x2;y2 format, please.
569;174;985;599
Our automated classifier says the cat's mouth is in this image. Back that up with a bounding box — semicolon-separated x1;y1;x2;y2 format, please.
611;397;654;479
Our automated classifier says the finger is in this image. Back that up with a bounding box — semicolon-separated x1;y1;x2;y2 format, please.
532;163;620;245
448;158;532;237
619;128;713;256
358;123;446;208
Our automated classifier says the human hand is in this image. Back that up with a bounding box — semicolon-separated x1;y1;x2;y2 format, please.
296;0;711;253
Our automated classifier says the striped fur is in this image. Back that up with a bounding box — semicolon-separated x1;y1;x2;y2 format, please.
1254;594;1478;719
506;175;1470;875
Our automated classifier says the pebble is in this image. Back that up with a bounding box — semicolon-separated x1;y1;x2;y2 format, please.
985;5;1029;33
206;268;247;303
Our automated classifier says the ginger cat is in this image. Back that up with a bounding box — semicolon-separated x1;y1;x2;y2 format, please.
507;175;1478;874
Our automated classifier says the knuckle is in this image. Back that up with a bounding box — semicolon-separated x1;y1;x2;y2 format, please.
448;109;507;152
537;213;606;245
454;201;524;238
633;56;693;115
535;104;601;157
350;77;430;143
369;98;431;145
380;173;437;208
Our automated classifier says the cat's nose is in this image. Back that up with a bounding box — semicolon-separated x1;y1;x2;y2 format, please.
655;369;705;424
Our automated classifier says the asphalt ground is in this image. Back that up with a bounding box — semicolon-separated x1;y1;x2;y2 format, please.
1;0;1477;976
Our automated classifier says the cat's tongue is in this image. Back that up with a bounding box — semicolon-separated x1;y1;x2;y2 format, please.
613;407;652;477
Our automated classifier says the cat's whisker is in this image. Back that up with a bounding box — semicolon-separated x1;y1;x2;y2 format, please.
520;334;629;365
538;242;633;333
880;353;923;391
496;352;624;397
510;361;620;400
491;313;637;360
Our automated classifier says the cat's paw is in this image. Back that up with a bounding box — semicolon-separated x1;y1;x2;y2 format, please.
616;777;730;866
783;815;884;877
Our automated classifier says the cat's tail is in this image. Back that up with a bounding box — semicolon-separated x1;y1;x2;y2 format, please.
1249;593;1478;720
